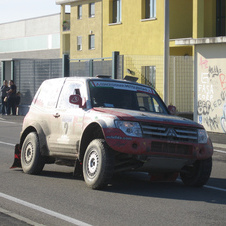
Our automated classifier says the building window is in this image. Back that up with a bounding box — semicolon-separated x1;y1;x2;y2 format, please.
89;3;95;18
216;0;226;36
77;36;82;51
142;66;156;88
145;0;156;19
89;34;95;49
78;5;82;19
111;0;121;23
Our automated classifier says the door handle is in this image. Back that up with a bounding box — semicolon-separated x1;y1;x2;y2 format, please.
53;113;60;118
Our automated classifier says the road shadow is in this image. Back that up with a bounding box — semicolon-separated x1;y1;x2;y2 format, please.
10;166;81;181
10;166;226;205
103;172;226;205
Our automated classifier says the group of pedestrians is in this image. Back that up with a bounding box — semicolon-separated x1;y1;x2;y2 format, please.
1;80;20;115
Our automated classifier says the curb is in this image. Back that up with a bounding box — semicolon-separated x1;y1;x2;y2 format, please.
0;207;43;226
213;143;226;151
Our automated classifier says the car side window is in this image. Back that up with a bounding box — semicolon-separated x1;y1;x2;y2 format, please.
57;81;84;109
137;92;165;113
33;79;64;108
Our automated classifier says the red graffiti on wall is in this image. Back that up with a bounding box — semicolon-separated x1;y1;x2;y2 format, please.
219;73;226;90
199;57;208;69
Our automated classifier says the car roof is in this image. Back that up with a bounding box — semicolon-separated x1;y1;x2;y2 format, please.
43;76;154;91
65;76;150;87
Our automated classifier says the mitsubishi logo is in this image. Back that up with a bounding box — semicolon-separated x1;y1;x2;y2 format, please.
167;128;177;138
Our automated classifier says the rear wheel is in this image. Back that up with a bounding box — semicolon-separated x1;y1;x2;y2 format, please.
180;157;212;187
83;139;114;190
21;132;45;175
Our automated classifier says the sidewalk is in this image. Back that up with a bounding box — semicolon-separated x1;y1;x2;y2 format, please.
0;115;225;150
208;132;226;150
0;212;32;226
0;207;38;226
0;115;24;123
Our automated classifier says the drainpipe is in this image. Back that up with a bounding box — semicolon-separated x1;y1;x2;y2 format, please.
194;46;198;123
11;60;14;80
164;0;169;105
112;51;119;79
1;61;5;83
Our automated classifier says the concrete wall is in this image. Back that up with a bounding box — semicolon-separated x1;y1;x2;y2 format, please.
195;43;226;134
0;14;61;59
0;49;60;61
0;14;60;39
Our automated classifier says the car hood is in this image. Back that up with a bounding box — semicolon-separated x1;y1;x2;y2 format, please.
92;107;203;129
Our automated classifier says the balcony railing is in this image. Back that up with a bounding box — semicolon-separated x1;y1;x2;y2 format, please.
63;20;70;31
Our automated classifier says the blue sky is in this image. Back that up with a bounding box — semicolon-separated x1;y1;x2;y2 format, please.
0;0;61;24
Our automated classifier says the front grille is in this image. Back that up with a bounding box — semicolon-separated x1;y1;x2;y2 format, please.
140;123;198;143
151;142;193;157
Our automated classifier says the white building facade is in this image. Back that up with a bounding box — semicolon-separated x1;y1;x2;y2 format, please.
0;14;61;82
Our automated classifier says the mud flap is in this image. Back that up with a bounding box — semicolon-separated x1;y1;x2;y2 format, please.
10;144;21;169
73;159;83;179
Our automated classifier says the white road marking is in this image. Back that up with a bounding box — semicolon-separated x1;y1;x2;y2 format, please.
0;192;92;226
0;120;22;126
204;185;226;192
0;120;18;124
214;149;226;154
176;179;226;192
0;141;15;147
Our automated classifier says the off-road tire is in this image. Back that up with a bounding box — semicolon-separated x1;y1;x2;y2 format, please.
21;132;45;175
180;157;212;187
83;139;115;190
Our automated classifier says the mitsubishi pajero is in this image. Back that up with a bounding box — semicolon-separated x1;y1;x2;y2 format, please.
12;76;213;189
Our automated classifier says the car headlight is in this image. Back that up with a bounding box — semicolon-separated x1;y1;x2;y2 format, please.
115;121;142;137
198;129;208;144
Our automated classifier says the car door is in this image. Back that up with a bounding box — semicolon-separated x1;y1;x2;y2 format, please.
49;79;86;155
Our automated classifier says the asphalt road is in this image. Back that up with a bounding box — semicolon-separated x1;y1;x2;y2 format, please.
0;116;226;226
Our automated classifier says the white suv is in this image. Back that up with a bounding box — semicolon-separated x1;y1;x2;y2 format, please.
12;76;213;189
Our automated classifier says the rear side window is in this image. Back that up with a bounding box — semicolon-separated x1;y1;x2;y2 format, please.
33;79;64;108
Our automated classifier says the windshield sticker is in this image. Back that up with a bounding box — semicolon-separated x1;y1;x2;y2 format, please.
90;81;155;94
104;103;114;107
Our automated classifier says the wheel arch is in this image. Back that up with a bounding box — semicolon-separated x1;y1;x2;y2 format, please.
20;124;49;156
79;122;105;162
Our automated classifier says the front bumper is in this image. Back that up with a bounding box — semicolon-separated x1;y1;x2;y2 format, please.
104;128;213;160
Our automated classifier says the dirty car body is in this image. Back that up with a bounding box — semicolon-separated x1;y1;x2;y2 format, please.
13;76;213;189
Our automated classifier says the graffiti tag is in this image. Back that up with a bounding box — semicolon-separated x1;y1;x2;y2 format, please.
197;100;212;115
208;65;221;78
219;73;226;90
199;57;208;69
204;115;219;130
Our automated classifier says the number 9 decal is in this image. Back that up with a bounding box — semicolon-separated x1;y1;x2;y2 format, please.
64;122;68;135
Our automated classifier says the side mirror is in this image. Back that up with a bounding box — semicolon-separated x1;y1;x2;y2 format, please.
69;95;83;108
168;105;176;115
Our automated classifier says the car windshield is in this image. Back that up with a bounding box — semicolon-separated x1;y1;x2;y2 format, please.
89;80;168;114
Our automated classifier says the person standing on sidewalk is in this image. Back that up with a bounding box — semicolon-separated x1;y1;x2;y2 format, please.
7;80;17;115
1;80;10;115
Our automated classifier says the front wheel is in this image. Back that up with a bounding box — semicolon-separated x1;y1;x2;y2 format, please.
180;157;212;187
21;132;45;175
83;139;115;190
